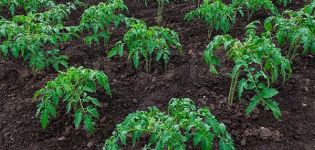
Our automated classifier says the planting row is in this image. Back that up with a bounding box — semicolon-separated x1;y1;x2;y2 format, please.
0;0;314;149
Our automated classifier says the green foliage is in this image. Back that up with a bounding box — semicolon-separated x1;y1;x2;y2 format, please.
0;0;56;15
0;3;80;72
204;22;292;119
232;0;278;22
103;98;235;150
264;2;315;60
108;20;182;72
79;0;127;46
185;0;236;39
34;67;111;133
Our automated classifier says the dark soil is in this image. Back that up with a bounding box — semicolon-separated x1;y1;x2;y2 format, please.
0;0;315;150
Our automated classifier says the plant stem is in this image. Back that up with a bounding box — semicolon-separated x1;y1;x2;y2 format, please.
208;26;214;40
157;1;163;24
228;70;240;104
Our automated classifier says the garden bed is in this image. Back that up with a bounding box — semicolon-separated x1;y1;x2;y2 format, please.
0;0;314;149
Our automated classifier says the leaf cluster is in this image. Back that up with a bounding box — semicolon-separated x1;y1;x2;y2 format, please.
0;2;80;71
104;98;234;150
79;0;127;46
204;22;292;119
185;0;236;38
0;0;56;15
108;20;182;72
232;0;278;21
34;67;111;133
264;1;315;60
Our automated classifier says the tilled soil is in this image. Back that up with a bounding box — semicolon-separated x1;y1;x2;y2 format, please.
0;0;314;150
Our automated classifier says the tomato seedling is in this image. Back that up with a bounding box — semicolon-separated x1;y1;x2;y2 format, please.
34;67;111;133
108;19;182;72
104;98;235;150
204;22;292;119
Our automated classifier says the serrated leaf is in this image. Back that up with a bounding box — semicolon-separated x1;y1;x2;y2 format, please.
84;115;94;133
84;80;96;93
41;110;49;129
87;106;99;118
261;88;279;99
95;71;111;96
74;110;82;129
265;100;281;119
246;95;260;116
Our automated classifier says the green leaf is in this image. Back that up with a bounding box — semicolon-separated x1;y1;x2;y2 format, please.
265;100;281;119
41;110;49;129
107;49;118;58
95;71;111;96
237;79;247;100
74;110;82;129
219;139;234;150
193;133;202;147
210;66;218;75
311;41;315;54
87;106;99;118
84;115;94;133
261;88;279;99
132;130;141;146
89;97;100;107
246;95;260;116
264;19;272;31
84;80;96;93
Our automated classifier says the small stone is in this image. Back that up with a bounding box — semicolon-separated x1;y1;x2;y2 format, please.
304;87;309;92
152;77;157;82
302;103;307;107
58;136;66;141
87;141;93;148
64;126;71;135
305;79;311;86
222;119;232;125
16;106;22;111
132;99;138;104
241;138;246;146
209;104;215;110
282;110;290;117
4;132;10;138
27;144;39;150
260;127;272;140
102;102;109;108
100;117;106;124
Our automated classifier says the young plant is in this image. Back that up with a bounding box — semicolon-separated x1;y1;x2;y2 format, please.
104;98;235;150
185;0;236;39
34;67;111;133
107;20;182;72
264;2;315;61
140;0;170;24
79;0;127;46
0;0;56;15
0;2;79;71
232;0;278;22
204;22;292;119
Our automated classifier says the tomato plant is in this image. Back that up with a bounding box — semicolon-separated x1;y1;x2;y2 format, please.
204;22;292;119
79;0;127;46
232;0;278;22
108;19;182;72
34;67;111;133
0;2;79;71
264;1;315;61
0;0;56;15
104;98;234;150
185;0;236;39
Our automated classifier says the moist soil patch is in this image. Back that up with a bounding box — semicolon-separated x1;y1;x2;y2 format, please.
0;0;314;150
